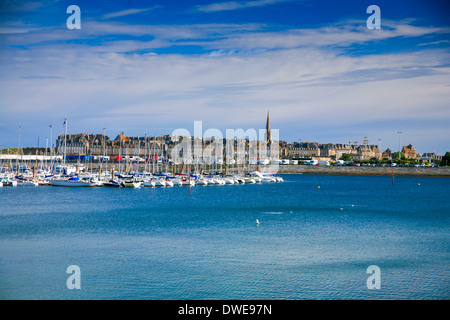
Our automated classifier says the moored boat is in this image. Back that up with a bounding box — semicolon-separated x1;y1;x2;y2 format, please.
121;180;142;188
103;180;121;188
16;180;39;186
49;176;92;187
143;180;156;187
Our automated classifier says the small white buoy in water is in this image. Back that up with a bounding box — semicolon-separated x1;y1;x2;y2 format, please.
256;219;260;225
340;208;344;210
351;205;355;207
418;183;420;186
289;211;292;213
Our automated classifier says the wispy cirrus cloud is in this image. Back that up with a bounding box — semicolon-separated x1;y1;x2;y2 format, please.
101;6;161;19
0;0;44;12
195;0;292;13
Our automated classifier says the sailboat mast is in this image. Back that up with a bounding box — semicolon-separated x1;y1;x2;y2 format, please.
119;131;123;175
63;118;68;166
16;125;21;175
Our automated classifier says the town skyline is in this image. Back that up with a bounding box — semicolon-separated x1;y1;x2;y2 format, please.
0;114;446;160
1;113;442;164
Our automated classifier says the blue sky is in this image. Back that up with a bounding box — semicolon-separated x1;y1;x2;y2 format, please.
0;0;449;154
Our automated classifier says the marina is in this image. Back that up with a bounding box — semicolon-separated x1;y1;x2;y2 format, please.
0;165;284;189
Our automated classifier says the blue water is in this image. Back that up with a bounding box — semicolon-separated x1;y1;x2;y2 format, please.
0;174;449;300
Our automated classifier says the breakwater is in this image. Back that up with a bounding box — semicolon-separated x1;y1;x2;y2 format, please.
50;162;450;177
276;165;450;177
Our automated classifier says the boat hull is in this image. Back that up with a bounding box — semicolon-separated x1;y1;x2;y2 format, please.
104;182;121;188
49;180;92;187
121;181;142;188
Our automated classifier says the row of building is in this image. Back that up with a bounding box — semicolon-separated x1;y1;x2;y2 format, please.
45;132;440;163
9;113;441;163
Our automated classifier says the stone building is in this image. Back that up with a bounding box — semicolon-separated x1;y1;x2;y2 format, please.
356;144;382;160
318;143;381;160
402;144;419;160
56;133;108;156
382;148;393;160
288;142;320;159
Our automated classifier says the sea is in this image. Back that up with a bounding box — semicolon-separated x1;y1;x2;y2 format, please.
0;174;449;300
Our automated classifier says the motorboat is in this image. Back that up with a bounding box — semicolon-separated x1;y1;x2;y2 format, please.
214;178;226;185
249;171;277;183
154;178;166;187
234;177;245;184
172;178;183;186
121;180;142;188
89;178;104;187
224;177;235;184
181;178;195;187
103;180;121;188
143;180;156;187
16;180;39;187
196;178;208;186
244;177;256;184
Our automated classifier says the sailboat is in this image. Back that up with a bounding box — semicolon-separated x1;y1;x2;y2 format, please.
249;171;277;183
16;179;39;186
195;175;208;186
120;179;142;188
164;177;174;187
154;177;166;187
49;176;92;187
103;179;121;188
143;179;156;187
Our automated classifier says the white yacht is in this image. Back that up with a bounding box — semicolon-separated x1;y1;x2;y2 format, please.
16;180;39;187
121;180;142;188
154;177;166;187
196;178;208;186
249;171;277;183
213;177;225;185
244;177;256;184
224;177;235;184
143;180;156;187
50;176;92;187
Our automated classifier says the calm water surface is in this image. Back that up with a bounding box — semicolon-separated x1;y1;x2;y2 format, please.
0;174;449;299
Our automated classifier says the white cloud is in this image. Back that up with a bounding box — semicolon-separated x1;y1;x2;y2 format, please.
195;0;292;12
101;6;161;20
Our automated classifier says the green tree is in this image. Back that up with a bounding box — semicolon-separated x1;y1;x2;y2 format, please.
392;152;406;161
440;152;450;166
339;153;351;161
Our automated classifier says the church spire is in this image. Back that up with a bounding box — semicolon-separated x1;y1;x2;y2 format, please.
265;110;272;144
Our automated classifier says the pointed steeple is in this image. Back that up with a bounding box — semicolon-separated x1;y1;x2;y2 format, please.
265;110;272;144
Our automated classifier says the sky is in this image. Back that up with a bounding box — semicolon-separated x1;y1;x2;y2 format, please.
0;0;449;154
